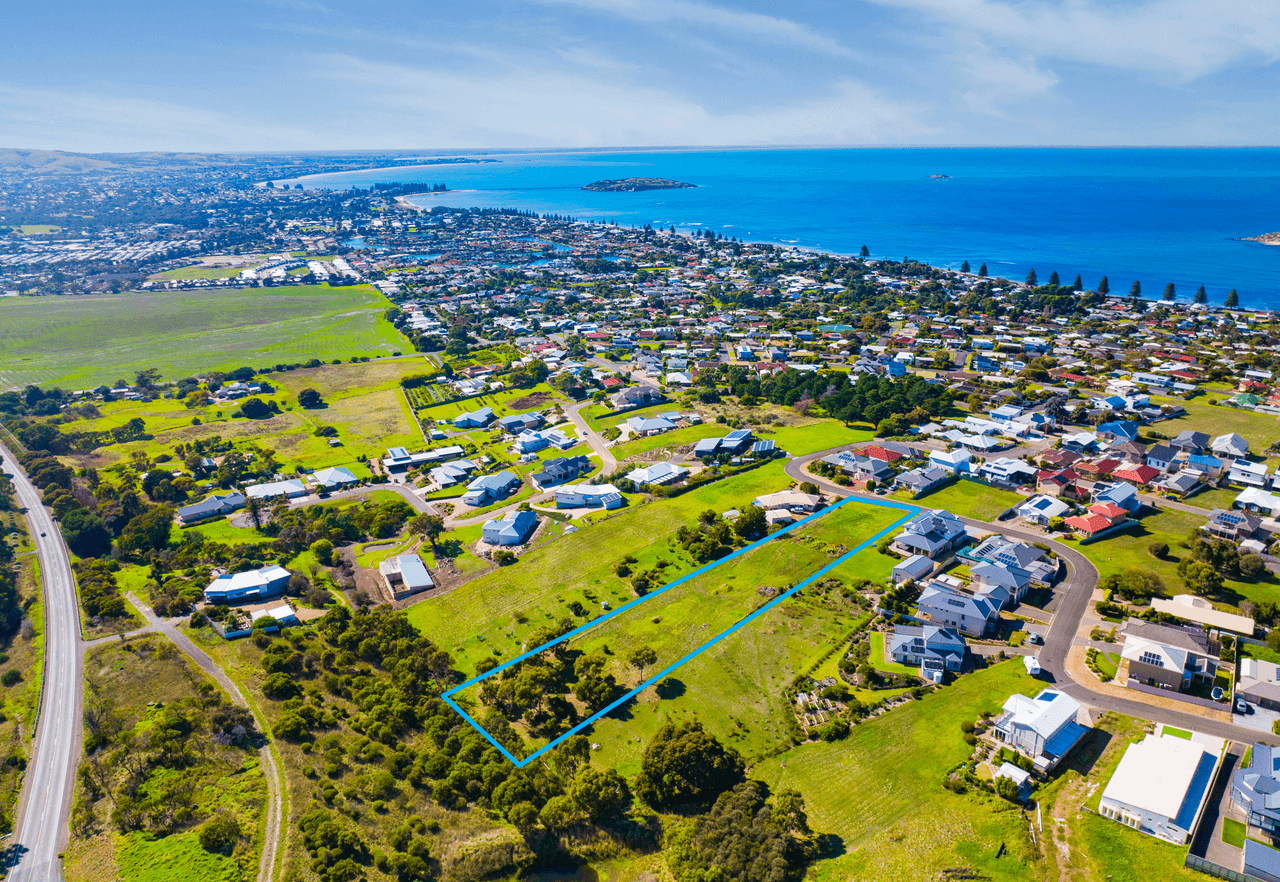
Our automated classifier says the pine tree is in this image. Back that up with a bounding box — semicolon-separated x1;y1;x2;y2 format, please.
1194;285;1207;304
960;260;970;273
1048;270;1060;286
1130;280;1142;299
1098;276;1110;294
1072;275;1083;291
978;263;988;278
860;245;870;257
1163;283;1176;301
1226;289;1240;308
1026;268;1038;286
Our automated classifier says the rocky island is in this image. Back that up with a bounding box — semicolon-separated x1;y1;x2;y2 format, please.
1241;232;1280;245
582;177;696;192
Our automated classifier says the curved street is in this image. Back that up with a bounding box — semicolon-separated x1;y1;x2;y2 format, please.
2;440;81;881
786;443;1279;745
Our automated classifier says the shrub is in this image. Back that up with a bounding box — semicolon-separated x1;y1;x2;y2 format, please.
0;671;19;687
1148;541;1169;559
198;812;242;853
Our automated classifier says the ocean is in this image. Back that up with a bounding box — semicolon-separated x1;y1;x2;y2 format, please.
279;148;1280;308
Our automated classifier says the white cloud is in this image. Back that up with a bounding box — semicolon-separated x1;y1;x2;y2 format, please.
0;83;319;152
535;0;850;56
316;55;930;147
870;0;1280;81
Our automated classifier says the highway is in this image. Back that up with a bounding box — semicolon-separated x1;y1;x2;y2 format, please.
2;440;80;881
786;443;1280;745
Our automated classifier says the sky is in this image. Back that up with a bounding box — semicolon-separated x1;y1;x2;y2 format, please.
4;0;1280;152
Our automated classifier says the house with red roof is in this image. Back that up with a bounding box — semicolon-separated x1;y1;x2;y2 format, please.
862;444;905;463
1076;458;1120;478
1036;468;1080;498
1111;463;1160;485
1063;502;1132;538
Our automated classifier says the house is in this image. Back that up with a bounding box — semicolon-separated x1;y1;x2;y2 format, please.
1153;471;1200;497
313;466;359;490
822;451;895;483
626;416;676;436
1111;439;1149;460
205;564;292;605
1236;486;1280;517
991;689;1088;772
754;490;822;512
1238;659;1280;711
1203;509;1262;543
1098;733;1218;845
1171;430;1211;454
978;457;1038;487
1061;432;1101;454
1111;462;1160;485
916;585;999;637
498;413;543;434
1120;620;1218;692
1076;457;1120;479
611;385;665;410
429;459;478;488
894;466;951;494
892;554;934;584
1145;444;1178;473
245;479;307;501
886;625;966;681
1232;743;1280;839
894;509;969;560
1097;420;1140;442
460;470;521;506
378;554;434;600
1150;595;1255;636
928;449;973;474
1093;481;1141;512
1185;453;1225;480
719;429;756;455
531;455;592;488
1212;432;1250;459
1244;840;1280;882
382;445;466;473
1017;495;1070;526
1036;468;1079;498
1229;458;1270;488
453;406;496;428
176;491;245;525
514;429;576;454
554;483;624;509
482;509;539;546
626;461;689;486
861;444;905;463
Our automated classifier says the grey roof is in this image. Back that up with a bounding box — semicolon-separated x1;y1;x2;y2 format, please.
394;554;433;590
1123;620;1212;654
1233;743;1280;824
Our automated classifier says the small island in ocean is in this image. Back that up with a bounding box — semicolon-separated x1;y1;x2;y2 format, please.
1240;231;1280;245
930;174;951;179
582;177;696;192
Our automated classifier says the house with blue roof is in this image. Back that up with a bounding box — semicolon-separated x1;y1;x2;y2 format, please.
626;416;676;436
482;510;539;546
894;509;968;560
461;470;521;506
454;406;496;428
886;625;966;681
916;585;998;637
1101;732;1219;845
205;564;292;605
1093;480;1141;513
1097;420;1140;441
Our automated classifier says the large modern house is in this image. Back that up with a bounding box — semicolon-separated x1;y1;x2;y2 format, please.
991;689;1088;773
893;509;968;560
1120;621;1219;693
916;585;999;637
1233;743;1280;840
482;510;539;546
176;491;245;525
1099;732;1219;844
205;564;292;605
886;625;966;681
554;483;624;509
461;470;521;506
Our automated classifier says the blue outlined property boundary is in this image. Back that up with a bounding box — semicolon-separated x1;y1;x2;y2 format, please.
441;494;923;766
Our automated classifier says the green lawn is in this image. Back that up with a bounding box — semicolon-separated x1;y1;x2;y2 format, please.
1223;817;1246;848
1242;641;1280;665
869;631;919;676
150;262;260;281
1161;725;1192;740
755;422;874;456
1183;486;1239;512
1151;394;1280;465
752;662;1042;882
408;461;875;673
0;284;407;389
415;383;568;425
1077;507;1280;612
913;480;1023;520
1095;652;1119;679
612;423;725;461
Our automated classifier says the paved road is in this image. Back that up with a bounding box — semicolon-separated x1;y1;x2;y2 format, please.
2;441;80;881
565;400;618;473
785;443;1280;746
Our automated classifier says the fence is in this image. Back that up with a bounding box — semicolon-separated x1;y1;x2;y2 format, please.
1186;854;1265;882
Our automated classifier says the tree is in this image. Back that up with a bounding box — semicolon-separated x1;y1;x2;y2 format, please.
1148;541;1169;560
1177;559;1223;596
245;495;263;530
1226;288;1240;308
734;504;767;540
409;513;445;548
667;782;816;882
978;263;988;278
61;509;112;558
1163;282;1176;301
636;721;745;810
117;506;174;557
1194;285;1207;304
310;538;334;566
1025;268;1038;286
570;766;630;823
1240;554;1267;580
198;812;242;853
1072;274;1083;290
237;398;272;419
1048;270;1060;286
960;260;970;273
508;801;539;832
799;482;818;495
1098;276;1110;294
297;388;323;408
134;367;161;390
539;794;580;832
1129;280;1142;300
628;646;657;680
859;245;869;257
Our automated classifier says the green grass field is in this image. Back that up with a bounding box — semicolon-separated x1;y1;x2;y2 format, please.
1223;817;1246;848
912;480;1023;520
415;384;567;425
1077;507;1280;612
1151;394;1280;464
0;284;407;389
410;461;831;672
150;262;260;282
752;662;1042;882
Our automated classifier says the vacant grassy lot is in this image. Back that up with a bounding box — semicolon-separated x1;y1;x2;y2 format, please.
752;662;1041;882
1151;395;1280;462
913;480;1023;520
415;383;568;425
0;284;407;389
410;461;812;671
1077;507;1280;611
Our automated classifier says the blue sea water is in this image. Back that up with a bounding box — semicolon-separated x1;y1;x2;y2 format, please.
282;148;1280;308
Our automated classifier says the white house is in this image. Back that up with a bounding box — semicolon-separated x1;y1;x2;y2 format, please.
991;689;1087;772
1098;733;1219;845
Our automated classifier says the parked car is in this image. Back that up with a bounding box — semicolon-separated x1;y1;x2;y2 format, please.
1237;697;1250;715
1027;633;1042;645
